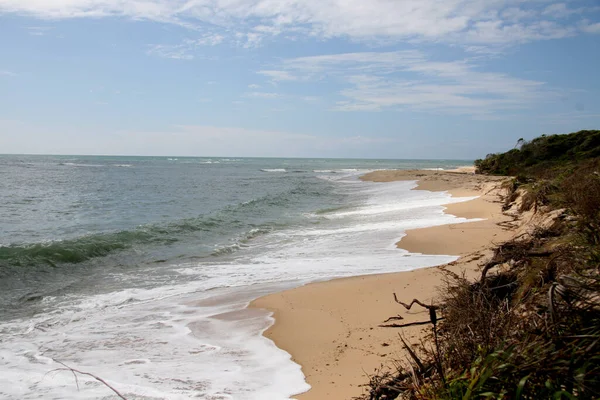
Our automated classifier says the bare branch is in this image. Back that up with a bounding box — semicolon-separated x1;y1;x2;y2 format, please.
379;319;444;329
382;315;404;323
393;294;439;311
49;359;128;400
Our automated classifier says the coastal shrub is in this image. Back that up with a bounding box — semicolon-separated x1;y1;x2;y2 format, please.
475;130;600;176
561;164;600;246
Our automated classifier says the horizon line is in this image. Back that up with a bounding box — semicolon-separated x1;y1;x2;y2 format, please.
0;153;476;162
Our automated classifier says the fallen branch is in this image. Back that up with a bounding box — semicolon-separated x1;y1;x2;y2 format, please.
382;315;404;323
393;294;440;311
48;359;128;400
379;318;444;329
393;294;440;325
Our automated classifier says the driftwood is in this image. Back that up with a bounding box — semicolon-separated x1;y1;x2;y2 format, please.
47;359;128;400
380;319;444;329
393;293;440;325
382;315;404;323
380;294;442;328
385;295;445;382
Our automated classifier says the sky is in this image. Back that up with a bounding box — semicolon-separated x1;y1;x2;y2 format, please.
0;0;599;159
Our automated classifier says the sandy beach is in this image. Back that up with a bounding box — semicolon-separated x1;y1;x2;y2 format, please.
251;169;519;399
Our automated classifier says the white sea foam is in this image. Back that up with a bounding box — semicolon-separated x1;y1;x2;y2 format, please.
314;169;373;182
0;175;482;400
313;168;368;173
59;162;105;167
260;169;287;172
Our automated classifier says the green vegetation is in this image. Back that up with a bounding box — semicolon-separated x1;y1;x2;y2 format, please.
474;130;600;176
362;130;600;400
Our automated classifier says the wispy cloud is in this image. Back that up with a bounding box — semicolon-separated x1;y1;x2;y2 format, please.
1;0;598;50
25;26;53;36
258;70;298;82
243;91;281;99
195;34;225;46
542;3;592;19
147;43;194;60
0;70;16;77
258;50;550;116
147;34;224;59
458;20;576;46
582;21;600;34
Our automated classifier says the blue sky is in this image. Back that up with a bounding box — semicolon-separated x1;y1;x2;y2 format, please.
0;0;599;159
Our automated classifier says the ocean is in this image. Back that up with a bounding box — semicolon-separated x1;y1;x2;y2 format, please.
0;155;476;399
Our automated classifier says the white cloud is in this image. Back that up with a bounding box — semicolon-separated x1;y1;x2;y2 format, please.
194;33;225;46
258;70;298;81
243;91;281;98
582;21;600;34
300;96;320;103
26;26;53;36
543;3;568;17
147;43;194;60
1;0;598;48
542;3;587;19
260;50;549;116
147;34;225;59
248;84;261;89
0;70;16;76
501;8;536;22
239;32;264;48
459;19;575;45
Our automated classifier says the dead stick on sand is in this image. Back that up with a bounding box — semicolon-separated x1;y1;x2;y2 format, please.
382;315;404;323
380;294;443;327
379;319;445;329
393;293;440;325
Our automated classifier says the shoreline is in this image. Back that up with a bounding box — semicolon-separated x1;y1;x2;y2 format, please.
250;168;516;399
359;169;511;256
